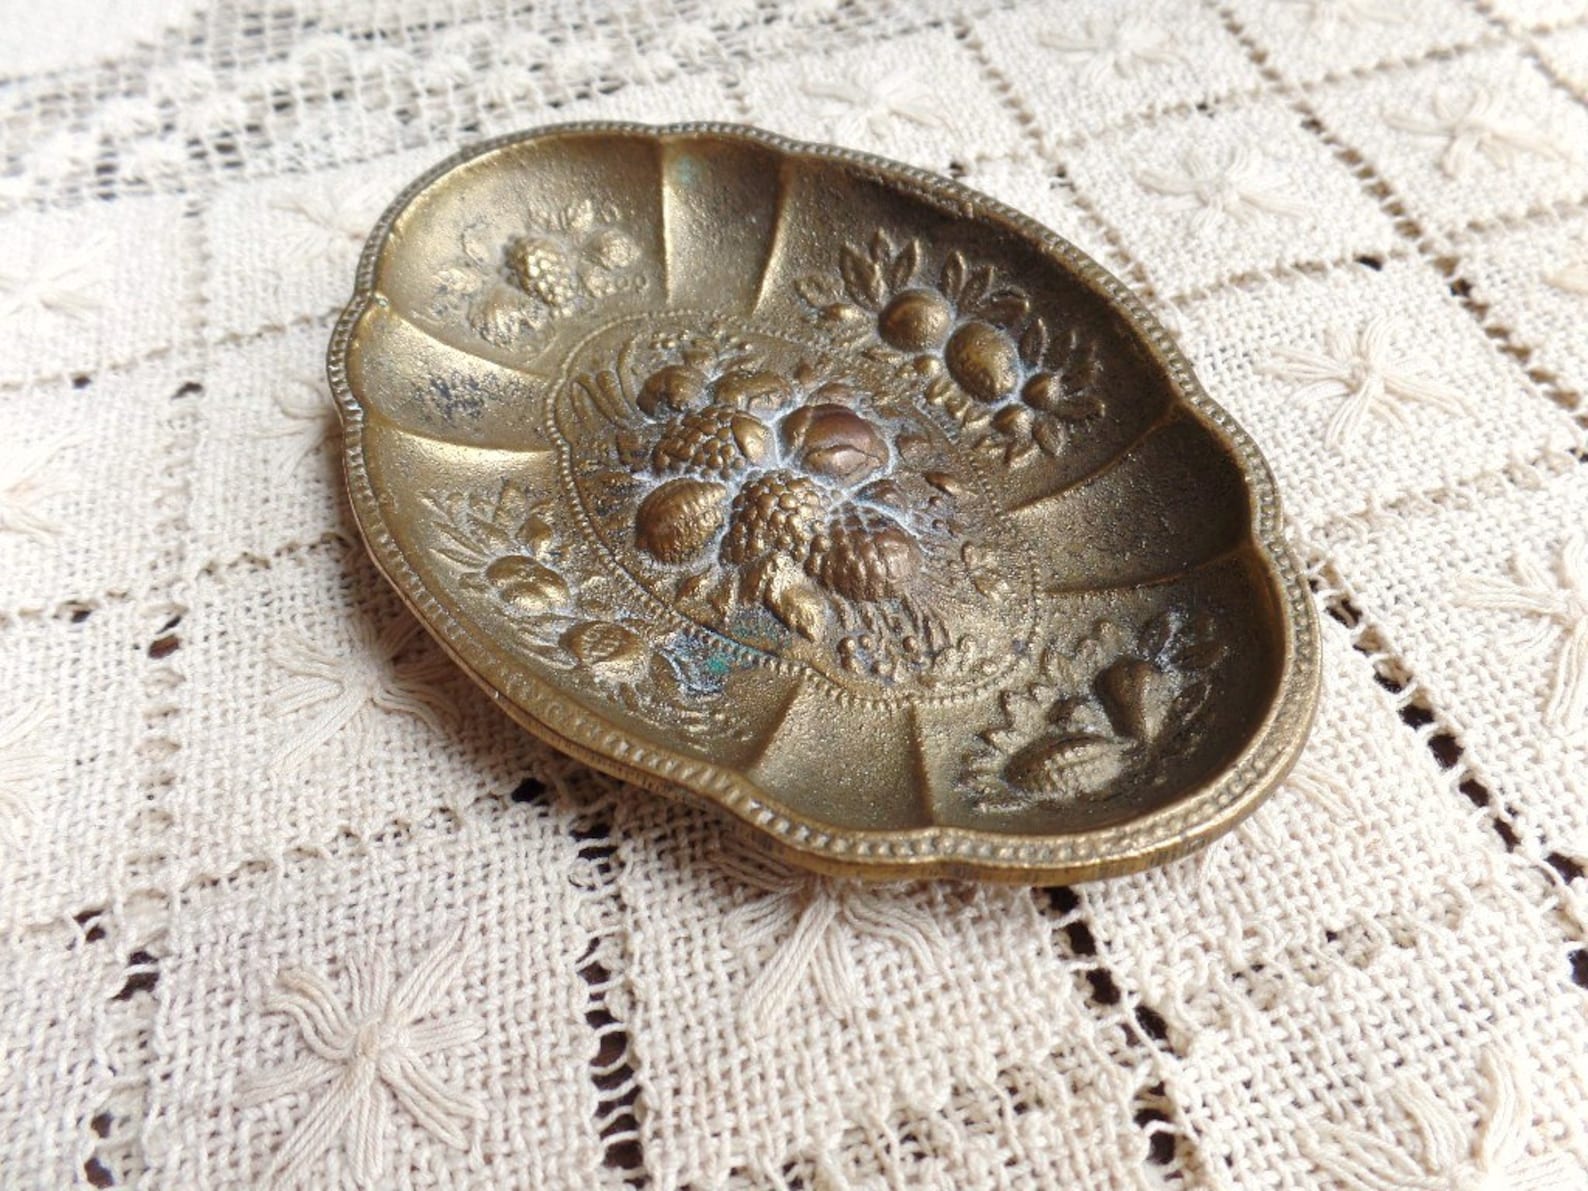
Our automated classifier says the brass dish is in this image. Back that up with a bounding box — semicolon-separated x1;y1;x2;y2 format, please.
330;122;1319;883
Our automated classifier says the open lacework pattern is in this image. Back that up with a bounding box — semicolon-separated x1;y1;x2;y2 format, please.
2;0;1587;1186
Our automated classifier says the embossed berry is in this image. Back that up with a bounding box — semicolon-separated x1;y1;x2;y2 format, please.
652;405;771;477
878;289;954;352
945;321;1021;403
722;470;828;564
504;236;576;308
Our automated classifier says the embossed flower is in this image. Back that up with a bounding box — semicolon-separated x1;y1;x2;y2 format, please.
627;357;923;642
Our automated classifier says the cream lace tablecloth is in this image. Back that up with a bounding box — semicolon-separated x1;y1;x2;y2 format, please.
3;1;1588;1187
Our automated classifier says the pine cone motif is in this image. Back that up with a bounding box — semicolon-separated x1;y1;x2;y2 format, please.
721;470;829;565
652;404;772;479
505;236;577;309
809;505;921;603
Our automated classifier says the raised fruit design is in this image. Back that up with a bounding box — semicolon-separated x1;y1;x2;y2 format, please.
809;505;921;603
637;364;709;416
652;405;771;478
878;288;954;352
505;236;576;309
779;403;890;483
721;470;829;565
944;321;1022;403
635;477;728;564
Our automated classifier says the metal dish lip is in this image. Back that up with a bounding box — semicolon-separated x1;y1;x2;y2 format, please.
329;120;1322;883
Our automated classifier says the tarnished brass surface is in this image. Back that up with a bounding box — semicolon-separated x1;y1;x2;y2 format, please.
330;122;1320;882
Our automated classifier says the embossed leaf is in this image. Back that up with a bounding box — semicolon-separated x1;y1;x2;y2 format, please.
1032;418;1067;458
869;229;893;263
796;274;843;307
1168;678;1213;732
1138;610;1178;660
565;196;599;232
745;554;826;640
961;265;995;312
1056;328;1100;382
889;240;919;290
939;250;967;301
980;290;1030;328
1165;610;1225;670
855;477;907;507
840;245;885;309
1050;389;1104;422
1018;318;1049;368
458;218;495;266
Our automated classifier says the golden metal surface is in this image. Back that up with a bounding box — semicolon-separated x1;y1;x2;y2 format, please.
330;122;1321;883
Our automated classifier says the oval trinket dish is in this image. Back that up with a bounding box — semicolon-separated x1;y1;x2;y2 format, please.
330;122;1320;883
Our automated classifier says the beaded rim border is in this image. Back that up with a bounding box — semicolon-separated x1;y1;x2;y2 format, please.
329;121;1322;884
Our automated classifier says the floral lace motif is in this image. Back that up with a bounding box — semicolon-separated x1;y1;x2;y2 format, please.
1137;145;1308;233
243;926;486;1187
1302;1049;1581;1191
258;376;337;474
270;179;388;259
1456;536;1588;733
267;615;457;772
0;436;75;542
1262;318;1471;450
0;234;106;321
1277;0;1411;32
801;71;943;142
719;847;942;1027
0;705;48;853
1038;15;1188;83
1385;86;1575;179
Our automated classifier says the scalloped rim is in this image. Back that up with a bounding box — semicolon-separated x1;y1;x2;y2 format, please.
329;121;1321;884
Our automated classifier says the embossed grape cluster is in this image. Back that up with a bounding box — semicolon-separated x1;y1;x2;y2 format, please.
651;404;768;479
722;470;828;564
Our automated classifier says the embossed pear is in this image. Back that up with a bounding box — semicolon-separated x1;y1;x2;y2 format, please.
1097;657;1178;740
